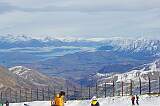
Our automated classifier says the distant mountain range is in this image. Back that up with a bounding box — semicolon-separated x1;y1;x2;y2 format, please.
0;35;160;85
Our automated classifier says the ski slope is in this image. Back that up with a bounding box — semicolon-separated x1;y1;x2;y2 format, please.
10;95;160;106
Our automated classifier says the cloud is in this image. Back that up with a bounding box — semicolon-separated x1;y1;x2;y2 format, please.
0;0;160;38
1;0;160;13
0;2;17;14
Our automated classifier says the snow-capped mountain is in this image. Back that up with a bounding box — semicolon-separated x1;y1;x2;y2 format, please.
0;35;160;55
9;66;76;89
1;35;160;86
0;65;76;92
9;66;51;81
0;35;32;42
96;59;160;85
98;38;160;58
9;66;56;87
1;35;160;55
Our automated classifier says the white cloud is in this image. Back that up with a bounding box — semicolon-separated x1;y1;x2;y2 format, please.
1;0;160;13
0;0;160;38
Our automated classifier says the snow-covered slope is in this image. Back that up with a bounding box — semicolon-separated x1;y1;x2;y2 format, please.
10;95;160;106
9;66;51;81
96;59;160;84
98;38;160;57
116;60;160;83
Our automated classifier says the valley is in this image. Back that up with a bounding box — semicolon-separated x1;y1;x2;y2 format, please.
0;35;160;86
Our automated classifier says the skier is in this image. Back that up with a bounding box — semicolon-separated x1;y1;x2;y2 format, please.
136;95;139;105
24;104;29;106
59;91;66;103
90;96;100;106
59;91;65;97
131;95;135;105
54;94;62;106
5;100;9;106
54;91;66;106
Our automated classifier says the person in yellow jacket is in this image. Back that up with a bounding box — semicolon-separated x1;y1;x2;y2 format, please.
54;91;66;106
90;96;100;106
54;94;63;106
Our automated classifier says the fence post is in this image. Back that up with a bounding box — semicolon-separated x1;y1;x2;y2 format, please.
37;88;38;101
48;87;50;100
159;76;160;94
104;82;107;98
42;88;44;101
25;89;27;102
139;78;142;95
66;87;69;100
96;82;98;98
9;88;11;102
148;76;151;94
112;81;115;97
88;86;91;99
130;80;133;96
31;89;32;101
121;81;124;96
20;88;22;102
15;91;17;103
1;92;2;102
74;87;76;100
80;83;82;100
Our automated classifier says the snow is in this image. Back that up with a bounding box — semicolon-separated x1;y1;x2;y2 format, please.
96;60;160;86
9;66;32;76
1;35;160;56
96;73;113;77
115;61;160;83
0;35;31;42
10;95;160;106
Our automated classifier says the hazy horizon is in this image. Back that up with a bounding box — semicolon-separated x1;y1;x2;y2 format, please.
0;0;160;39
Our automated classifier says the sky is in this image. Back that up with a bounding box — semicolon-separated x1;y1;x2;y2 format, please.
0;0;160;38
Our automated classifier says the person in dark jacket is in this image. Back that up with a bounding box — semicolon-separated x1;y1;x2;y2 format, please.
24;104;29;106
131;95;135;105
5;100;9;106
90;96;100;106
136;95;139;105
